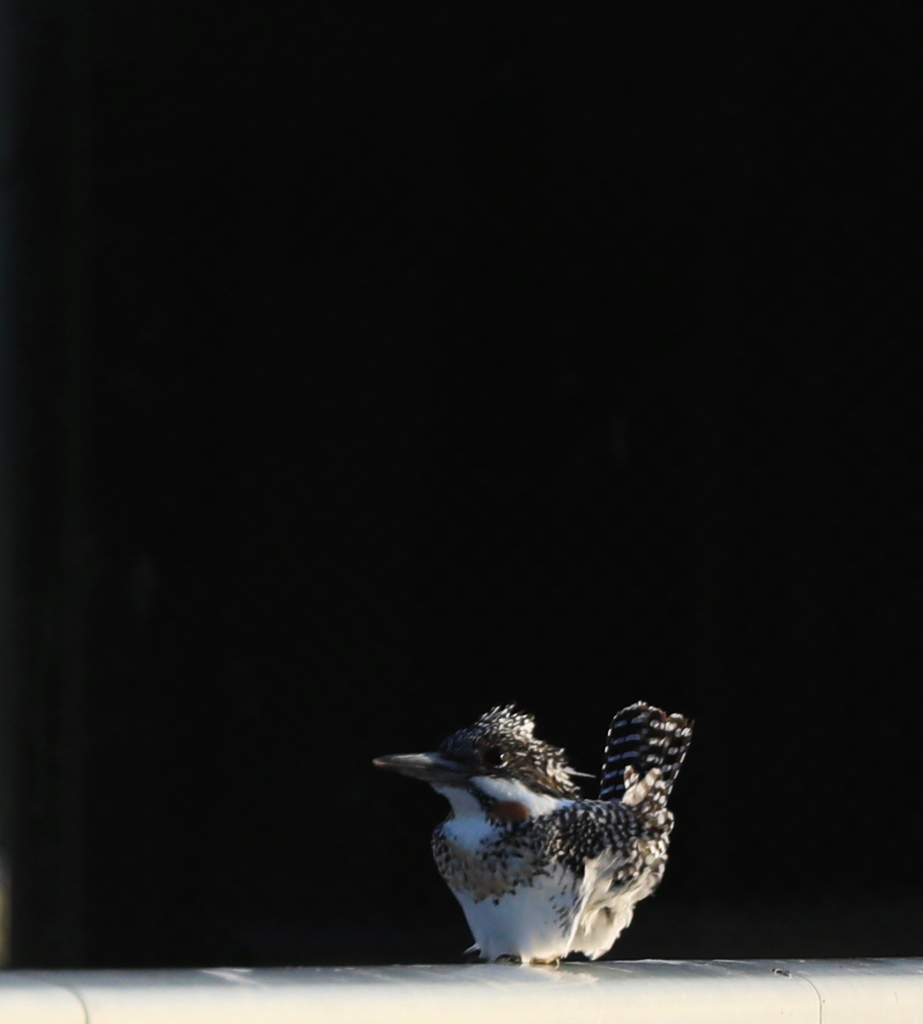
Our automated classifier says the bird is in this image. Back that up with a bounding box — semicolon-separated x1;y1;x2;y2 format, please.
373;701;692;964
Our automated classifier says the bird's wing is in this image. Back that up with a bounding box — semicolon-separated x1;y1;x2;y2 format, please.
540;799;641;885
540;800;657;959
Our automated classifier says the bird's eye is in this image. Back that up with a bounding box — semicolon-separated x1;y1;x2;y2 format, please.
483;746;505;769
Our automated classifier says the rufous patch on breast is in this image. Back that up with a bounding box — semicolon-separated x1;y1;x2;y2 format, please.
492;800;531;823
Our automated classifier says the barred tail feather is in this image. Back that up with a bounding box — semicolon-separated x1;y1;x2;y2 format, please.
598;702;693;804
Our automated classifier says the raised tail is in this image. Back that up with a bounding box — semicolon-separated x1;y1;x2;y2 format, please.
598;702;693;805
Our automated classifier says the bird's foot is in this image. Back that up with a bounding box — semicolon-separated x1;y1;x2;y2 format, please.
491;953;561;967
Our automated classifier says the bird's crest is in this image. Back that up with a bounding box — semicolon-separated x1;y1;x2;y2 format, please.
438;704;583;798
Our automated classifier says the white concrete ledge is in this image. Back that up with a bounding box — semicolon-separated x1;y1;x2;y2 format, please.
1;958;921;1024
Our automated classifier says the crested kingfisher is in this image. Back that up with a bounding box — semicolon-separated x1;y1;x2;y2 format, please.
374;702;692;964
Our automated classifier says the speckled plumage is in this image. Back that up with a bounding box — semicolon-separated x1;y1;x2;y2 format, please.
375;702;692;964
438;704;584;799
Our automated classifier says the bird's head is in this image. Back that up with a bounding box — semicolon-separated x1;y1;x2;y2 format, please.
373;705;585;819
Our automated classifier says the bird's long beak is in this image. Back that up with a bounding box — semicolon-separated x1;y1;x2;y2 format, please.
372;752;469;784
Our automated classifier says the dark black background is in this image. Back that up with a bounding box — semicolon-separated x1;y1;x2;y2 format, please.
6;5;920;967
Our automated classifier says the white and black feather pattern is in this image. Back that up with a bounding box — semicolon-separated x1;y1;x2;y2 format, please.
599;701;693;804
377;701;693;963
431;794;673;961
439;704;583;798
